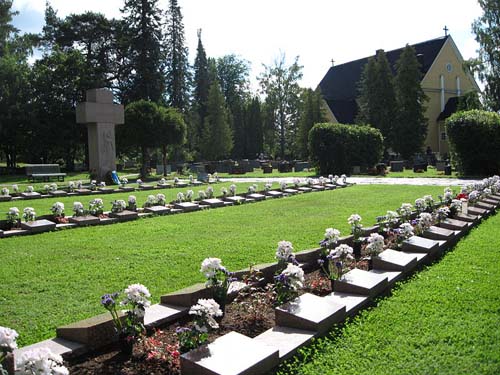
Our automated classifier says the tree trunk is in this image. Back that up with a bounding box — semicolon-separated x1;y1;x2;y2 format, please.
162;145;168;177
141;146;149;179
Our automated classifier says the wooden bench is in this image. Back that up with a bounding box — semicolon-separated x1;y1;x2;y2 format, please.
25;164;66;182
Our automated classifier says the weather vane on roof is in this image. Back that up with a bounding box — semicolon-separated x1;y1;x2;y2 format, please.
443;26;449;36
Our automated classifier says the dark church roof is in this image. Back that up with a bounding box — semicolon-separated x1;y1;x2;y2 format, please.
319;36;449;123
437;97;459;121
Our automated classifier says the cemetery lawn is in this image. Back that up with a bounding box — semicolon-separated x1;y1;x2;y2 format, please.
280;213;500;375
0;184;443;346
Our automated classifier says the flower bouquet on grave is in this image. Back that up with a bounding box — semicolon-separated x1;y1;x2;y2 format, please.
89;198;105;218
16;347;69;375
111;199;127;214
6;207;20;230
0;325;18;374
436;206;450;224
22;207;36;222
264;182;272;192
11;185;19;196
89;180;97;191
275;240;298;272
50;202;68;224
348;213;364;258
176;192;185;203
101;284;151;355
143;194;157;208
73;202;85;217
319;228;341;268
206;186;214;199
272;263;304;307
229;184;237;197
0;188;9;197
120;177;128;188
220;187;228;198
198;190;206;200
387;222;415;250
186;190;194;202
156;193;166;206
280;181;287;191
365;233;385;269
377;210;400;237
176;299;223;354
200;258;235;314
423;195;435;212
127;195;137;211
397;203;414;223
413;212;434;236
318;244;354;288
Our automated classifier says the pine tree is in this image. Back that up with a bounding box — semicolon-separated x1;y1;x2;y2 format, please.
393;44;428;160
200;81;233;160
244;96;264;158
192;29;209;140
0;0;18;56
357;49;397;152
297;88;327;159
164;0;190;111
121;0;165;103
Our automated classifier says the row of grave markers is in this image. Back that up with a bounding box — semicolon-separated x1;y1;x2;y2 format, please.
6;190;498;375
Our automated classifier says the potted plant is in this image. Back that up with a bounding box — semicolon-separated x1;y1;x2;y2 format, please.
319;244;355;289
348;213;363;258
200;258;234;313
0;325;18;374
6;208;20;230
50;202;68;224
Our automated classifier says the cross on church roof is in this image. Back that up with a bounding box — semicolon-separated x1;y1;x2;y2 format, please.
331;59;335;67
443;25;449;36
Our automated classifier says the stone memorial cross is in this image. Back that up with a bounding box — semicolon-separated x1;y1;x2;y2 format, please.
76;89;124;182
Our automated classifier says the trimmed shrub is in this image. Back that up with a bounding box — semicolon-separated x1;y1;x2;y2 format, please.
446;110;500;175
309;123;384;174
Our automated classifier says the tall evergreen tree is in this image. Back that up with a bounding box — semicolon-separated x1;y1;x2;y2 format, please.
200;81;233;160
472;0;500;111
121;0;165;103
297;88;327;159
244;96;264;158
192;29;209;141
164;0;190;111
259;53;303;159
393;45;428;160
357;49;397;152
0;0;17;56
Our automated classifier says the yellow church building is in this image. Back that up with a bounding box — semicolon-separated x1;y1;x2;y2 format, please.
318;35;480;157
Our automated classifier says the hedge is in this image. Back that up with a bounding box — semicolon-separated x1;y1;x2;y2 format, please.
308;123;383;175
446;110;500;176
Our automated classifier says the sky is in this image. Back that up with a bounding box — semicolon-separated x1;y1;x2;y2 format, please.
11;0;483;90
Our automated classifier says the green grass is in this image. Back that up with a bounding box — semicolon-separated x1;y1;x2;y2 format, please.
0;185;444;346
279;213;500;375
0;182;256;216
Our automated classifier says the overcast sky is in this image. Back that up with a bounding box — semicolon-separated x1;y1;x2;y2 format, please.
11;0;483;89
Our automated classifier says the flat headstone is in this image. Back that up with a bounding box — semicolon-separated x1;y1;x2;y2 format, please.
160;283;212;307
402;236;440;255
170;208;183;214
311;185;325;191
481;198;499;205
180;331;279;375
144;206;171;215
297;187;313;193
108;210;138;221
21;192;41;199
69;215;100;226
423;226;455;241
20;219;56;233
324;184;337;190
372;249;418;273
144;303;188;328
225;196;246;204
14;338;87;360
118;186;135;192
97;188;114;194
266;190;284;198
174;182;188;188
439;218;469;231
468;206;488;216
200;198;225;208
324;292;369;316
453;212;480;223
75;188;92;195
3;229;30;237
99;217;118;225
475;201;495;210
335;182;347;188
247;193;266;201
275;293;346;334
56;223;77;230
283;188;299;195
57;312;121;349
174;202;200;212
191;181;203;186
400;251;429;265
0;195;12;202
333;268;388;298
254;326;315;361
138;184;155;191
157;183;172;189
49;190;68;197
368;269;402;287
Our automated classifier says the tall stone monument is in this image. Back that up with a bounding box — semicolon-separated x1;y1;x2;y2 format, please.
76;89;124;182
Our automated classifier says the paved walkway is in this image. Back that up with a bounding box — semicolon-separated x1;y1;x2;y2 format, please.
220;177;481;186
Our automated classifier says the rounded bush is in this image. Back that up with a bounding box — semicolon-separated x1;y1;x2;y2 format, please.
308;123;384;174
446;110;500;175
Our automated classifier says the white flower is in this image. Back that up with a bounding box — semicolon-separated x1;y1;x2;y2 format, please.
121;177;128;185
113;200;126;211
318;176;326;185
347;214;362;226
186;190;194;201
280;263;305;290
159;178;166;185
468;190;479;202
399;203;413;219
198;190;207;200
189;298;223;331
424;195;434;204
385;210;399;223
293;178;300;187
206;186;214;198
341;174;347;183
229;184;237;195
276;240;294;262
146;195;156;204
23;207;36;221
44;184;50;192
248;185;256;194
324;228;340;246
16;347;68;375
419;212;434;230
156;193;166;205
329;244;354;261
76;180;83;189
437;206;450;220
26;185;34;193
221;187;228;196
0;326;18;351
12;184;18;193
265;182;272;191
122;283;151;308
50;202;65;216
399;222;414;238
280;181;287;190
200;257;223;279
189;175;194;182
128;195;136;204
484;188;492;195
450;199;461;212
173;177;179;183
137;179;143;185
8;207;19;216
306;178;314;186
176;192;185;202
366;233;385;256
1;187;9;196
415;198;425;210
73;202;84;215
